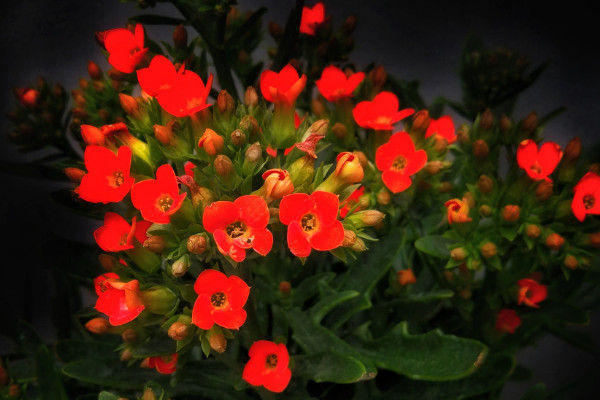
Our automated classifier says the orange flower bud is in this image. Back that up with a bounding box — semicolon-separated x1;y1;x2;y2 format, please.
521;111;539;134
217;90;235;115
87;60;103;80
120;348;133;362
230;129;246;147
342;229;358;247
121;328;138;344
563;136;581;162
278;281;291;294
214;155;234;177
545;233;564;250
499;114;512;132
168;321;189;341
411;110;431;134
433;137;449;153
143;236;165;253
92;80;105;92
173;24;188;48
425;160;443;174
478;108;493;131
377;188;391;205
244;86;259;107
64;167;86;183
480;242;497;258
187;234;208;254
397;269;417;286
142;387;157;400
535;180;553;201
477;174;494;194
119;93;140;116
564;255;579;270
451;247;467;261
85;318;110;334
331;122;347;138
472;139;489;159
501;205;520;222
445;198;472;224
153;124;174;146
525;224;541;239
198;128;225;156
334;152;364;183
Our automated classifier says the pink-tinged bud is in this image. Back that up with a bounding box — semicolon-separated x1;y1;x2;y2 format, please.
525;225;541;239
478;108;493;131
472;139;489;159
198;128;225;156
87;60;103;80
397;269;417;286
230;129;246;147
342;229;358;247
477;174;494;194
261;168;294;199
564;255;579;270
268;21;283;39
207;325;227;353
457;124;470;143
119;93;140;116
214;155;234;177
588;232;600;248
15;87;41;108
64;167;86;183
501;205;520;222
187;234;208;254
121;328;138;344
244;142;262;163
545;233;564;250
563;136;581;162
535;180;553;201
168;321;189;341
85;318;111;335
217;90;235;115
480;242;497;258
143;236;165;253
311;97;327;117
244;86;259;108
521;112;539;134
499;114;512;132
334;152;364;183
173;24;188;48
331;122;347;138
451;247;467;261
412;110;431;134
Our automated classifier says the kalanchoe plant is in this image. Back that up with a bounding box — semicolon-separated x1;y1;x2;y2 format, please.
2;1;600;399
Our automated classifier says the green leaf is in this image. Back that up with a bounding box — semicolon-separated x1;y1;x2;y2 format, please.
309;290;360;324
128;15;187;25
35;345;69;400
98;392;121;400
54;340;118;364
415;236;456;259
293;350;368;384
131;336;176;358
62;358;167;389
355;322;488;381
500;224;519;241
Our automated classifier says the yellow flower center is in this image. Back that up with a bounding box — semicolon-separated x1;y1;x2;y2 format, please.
157;194;174;212
210;292;227;308
391;156;407;171
110;171;125;187
301;214;318;232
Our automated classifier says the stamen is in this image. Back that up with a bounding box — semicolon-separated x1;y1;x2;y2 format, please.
226;221;246;238
119;233;129;246
584;194;595;210
530;163;541;175
265;354;278;369
210;292;227;308
301;214;317;232
110;171;125;187
391;156;407;170
157;195;174;212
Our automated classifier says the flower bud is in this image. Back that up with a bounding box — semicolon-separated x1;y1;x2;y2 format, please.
120;348;133;362
268;21;283;39
425;160;443;175
230;129;246;147
342;229;357;247
239;115;260;137
311;97;326;117
244;86;259;108
288;155;315;187
438;182;452;193
459;288;472;299
92;80;105;92
187;234;208;254
244;142;262;163
79;78;89;89
521;112;539;134
434;137;449;153
121;328;138;344
87;60;103;80
207;325;227;353
98;253;119;271
545;233;564;250
72;107;88;120
450;247;467;261
0;365;7;387
479;204;492;216
377;188;391;205
9;384;21;398
564;255;579;270
369;65;387;89
334;152;364;183
341;14;357;33
350;237;367;252
139;286;178;315
331;122;347;138
278;280;291;294
85;318;110;334
142;388;157;400
563;136;581;162
173;24;188;48
309;119;329;137
397;269;416;286
457;124;470;143
525;224;541;239
260;169;294;199
358;210;385;226
472;139;489;159
143;236;165;253
64;167;86;183
108;68;126;81
214;155;234;177
168;321;190;341
477;175;494;194
463;191;475;209
171;255;190;277
217;90;235;115
480;242;497;258
535;180;553;201
501;205;520;222
588;163;600;175
588;232;600;248
411;110;430;133
499;114;512;132
119;93;140;117
478;108;493;131
198;128;225;156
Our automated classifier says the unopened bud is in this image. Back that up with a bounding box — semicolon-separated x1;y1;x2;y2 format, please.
108;68;126;81
501;205;520;222
143;236;165;253
588;232;600;248
352;151;368;168
268;21;283;39
119;93;139;116
9;384;20;398
521;112;539;134
64;167;86;183
359;210;385;226
433;137;449;153
377;188;391;205
397;269;417;286
309;119;329;136
119;348;133;362
451;247;467;261
588;163;600;175
278;281;291;294
214;155;234;177
457;124;470;143
535;180;553;201
412;110;431;134
478;108;493;131
142;388;157;400
351;237;367;252
198;128;225;156
472;139;489;159
459;288;472;299
0;365;7;387
244;86;259;108
563;137;581;162
545;232;564;250
480;242;497;258
173;24;188;48
239;115;260;137
477;174;494;194
331;122;347;138
479;204;492;216
87;60;103;80
341;14;357;33
311;97;326;117
168;321;189;341
462;191;475;209
98;253;119;271
207;326;227;353
171;255;190;277
525;224;541;239
72;107;88;120
245;142;262;163
369;65;387;88
229;129;246;147
98;108;110;122
121;328;138;344
85;318;110;334
187;234;208;254
438;182;452;193
92;80;105;92
342;229;357;247
333;152;364;184
499;114;512;132
564;255;579;270
217;90;235;115
425;160;443;175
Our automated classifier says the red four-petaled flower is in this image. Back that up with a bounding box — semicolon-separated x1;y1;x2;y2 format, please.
242;340;292;393
192;269;250;330
571;172;600;222
103;23;149;74
260;64;307;106
131;164;187;224
94;272;145;326
516;139;562;181
137;55;213;117
300;2;325;35
517;278;547;308
202;195;273;262
375;131;427;193
425;115;456;144
316;65;365;102
78;145;135;204
279;191;344;257
495;308;521;334
353;91;414;130
147;353;178;374
94;212;151;252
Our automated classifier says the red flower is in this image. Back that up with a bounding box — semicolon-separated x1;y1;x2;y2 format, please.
242;340;291;393
260;64;307;105
340;186;365;218
147;354;178;374
94;212;151;252
261;169;294;199
495;309;521;334
137;55;213;117
445;198;472;224
517;278;547;308
78;145;135;203
131;164;187;224
572;172;600;222
192;269;250;330
103;23;148;74
300;2;325;35
517;139;562;181
202;195;273;262
425;115;456;144
279;191;344;257
353;92;414;130
316;65;365;102
375;132;427;193
184;161;197;177
94;272;145;326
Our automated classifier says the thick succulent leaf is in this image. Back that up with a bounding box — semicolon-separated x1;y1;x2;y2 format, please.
293;350;367;384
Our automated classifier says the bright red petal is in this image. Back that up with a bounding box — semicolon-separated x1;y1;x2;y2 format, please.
287;221;312;257
235;195;270;229
311;191;339;225
309;220;344;251
193;268;229;295
382;170;413;193
191;294;214;330
279;193;311;225
250;228;273;256
202;201;240;232
212;308;247;330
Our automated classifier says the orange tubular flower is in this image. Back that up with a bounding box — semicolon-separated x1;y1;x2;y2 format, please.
572;172;600;222
261;169;294;199
243;340;292;393
192;269;250;330
198;128;225;156
202;195;273;262
315;65;365;102
353;92;415;131
103;23;148;74
495;309;521;334
517;278;547;308
94;212;151;252
94;272;145;326
425;115;456;144
517;139;562;181
279;191;344;258
137;55;213;117
147;354;178;374
260;64;307;106
375;132;427;193
300;2;325;35
445;198;472;224
78;146;135;204
131;164;187;224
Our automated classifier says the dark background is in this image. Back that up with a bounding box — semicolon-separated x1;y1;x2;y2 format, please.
1;1;599;398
